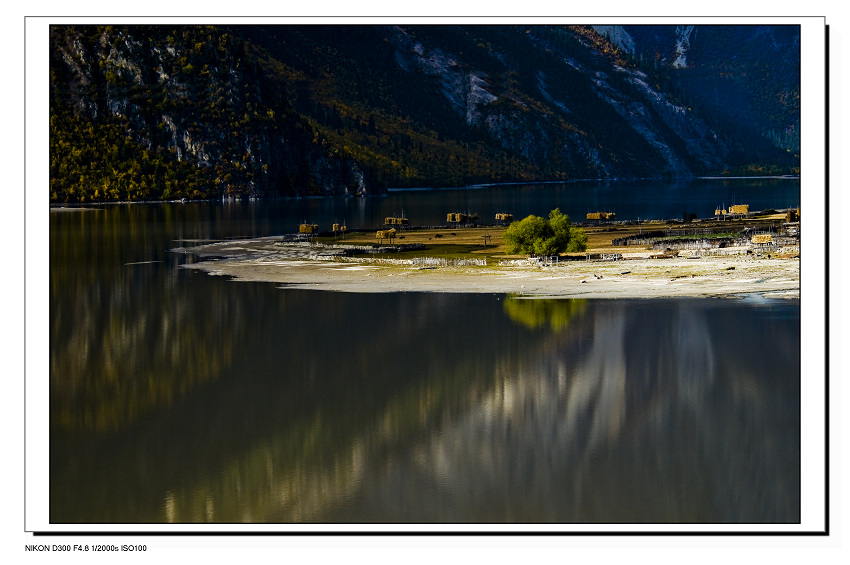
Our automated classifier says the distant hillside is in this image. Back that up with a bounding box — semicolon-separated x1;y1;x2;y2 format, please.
49;24;800;202
612;25;800;158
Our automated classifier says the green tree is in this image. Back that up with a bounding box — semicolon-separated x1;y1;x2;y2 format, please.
503;208;587;255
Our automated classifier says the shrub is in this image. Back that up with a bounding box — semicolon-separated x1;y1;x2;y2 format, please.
503;208;587;255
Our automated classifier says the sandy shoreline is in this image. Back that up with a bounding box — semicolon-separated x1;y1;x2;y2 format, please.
179;241;800;299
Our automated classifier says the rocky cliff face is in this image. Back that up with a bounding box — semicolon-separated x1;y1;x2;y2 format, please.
49;25;799;202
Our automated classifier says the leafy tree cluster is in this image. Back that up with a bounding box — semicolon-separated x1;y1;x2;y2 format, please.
50;107;212;202
49;25;261;202
503;209;588;256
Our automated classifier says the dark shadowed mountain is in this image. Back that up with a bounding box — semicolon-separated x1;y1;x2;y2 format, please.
49;24;800;202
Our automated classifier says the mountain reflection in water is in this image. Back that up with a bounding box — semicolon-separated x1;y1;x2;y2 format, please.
52;289;798;524
323;300;799;523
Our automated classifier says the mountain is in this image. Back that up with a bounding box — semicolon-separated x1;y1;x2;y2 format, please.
49;24;800;203
599;25;800;154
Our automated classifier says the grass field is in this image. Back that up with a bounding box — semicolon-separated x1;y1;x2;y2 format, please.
312;214;792;261
317;227;512;259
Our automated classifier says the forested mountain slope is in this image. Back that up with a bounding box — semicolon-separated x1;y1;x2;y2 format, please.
49;24;800;202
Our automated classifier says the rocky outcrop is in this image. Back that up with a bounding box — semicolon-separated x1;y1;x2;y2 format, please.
592;25;636;55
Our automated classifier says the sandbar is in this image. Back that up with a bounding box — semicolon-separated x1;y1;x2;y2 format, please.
176;240;800;299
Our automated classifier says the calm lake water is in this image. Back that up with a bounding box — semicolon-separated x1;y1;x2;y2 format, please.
49;180;800;524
